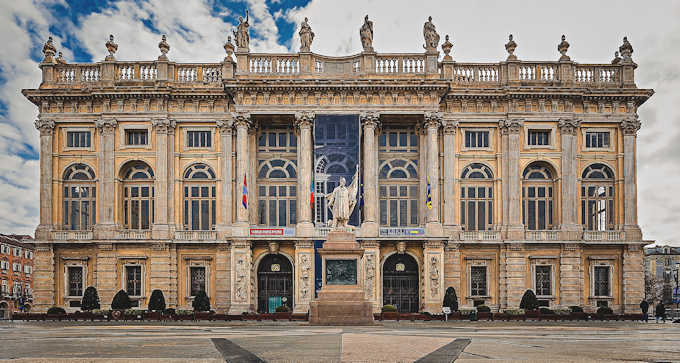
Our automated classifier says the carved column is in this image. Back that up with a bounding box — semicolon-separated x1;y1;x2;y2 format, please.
558;119;582;238
295;112;315;236
32;245;55;312
232;113;251;234
216;119;233;237
499;119;524;239
423;241;445;312
294;241;314;313
95;119;118;237
621;116;642;240
424;112;443;236
167;123;176;233
442;118;459;231
228;240;252;314
34;119;55;239
360;240;380;312
360;112;380;236
215;242;232;313
151;118;175;239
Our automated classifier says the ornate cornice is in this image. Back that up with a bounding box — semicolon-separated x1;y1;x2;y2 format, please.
34;119;55;136
423;111;443;129
621;115;641;136
294;111;315;129
231;112;251;130
359;111;380;129
151;118;176;134
95;118;117;134
216;119;233;134
498;118;523;134
557;118;581;135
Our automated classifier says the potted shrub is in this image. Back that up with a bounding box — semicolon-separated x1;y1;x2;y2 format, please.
274;305;292;320
476;305;492;320
145;289;166;320
80;286;100;320
595;306;615;321
567;305;587;320
46;306;66;321
192;291;213;320
442;287;460;319
110;290;132;320
520;290;539;318
380;304;399;321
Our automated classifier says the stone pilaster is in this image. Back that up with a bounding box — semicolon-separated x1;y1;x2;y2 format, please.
32;244;55;312
95;243;117;309
559;243;582;308
94;118;118;238
424;112;443;236
558;118;582;239
168;244;178;307
295;112;315;236
151;118;175;239
167;123;176;233
232;113;251;236
498;245;508;308
443;242;461;300
215;242;232;313
216;119;233;238
294;240;314;313
504;243;526;308
621;116;642;240
499;119;524;239
422;240;445;312
360;112;380;236
360;240;380;312
442;118;459;232
622;244;645;313
149;242;171;300
228;240;252;314
34;119;55;239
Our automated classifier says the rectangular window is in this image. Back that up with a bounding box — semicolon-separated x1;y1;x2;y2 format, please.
67;266;83;297
187;130;212;148
535;265;552;296
470;266;487;296
125;265;142;297
585;131;610;149
464;131;489;148
66;131;91;148
528;130;550;146
593;265;611;297
190;266;206;296
126;130;148;145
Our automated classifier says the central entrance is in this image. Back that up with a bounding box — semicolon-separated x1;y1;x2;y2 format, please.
257;254;293;313
383;253;419;313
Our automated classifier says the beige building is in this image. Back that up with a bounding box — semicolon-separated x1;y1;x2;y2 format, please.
23;17;652;314
644;246;680;305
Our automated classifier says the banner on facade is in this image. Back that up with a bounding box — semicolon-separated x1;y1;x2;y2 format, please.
249;227;296;237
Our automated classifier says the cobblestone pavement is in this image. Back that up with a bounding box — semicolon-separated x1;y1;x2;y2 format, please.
0;320;678;362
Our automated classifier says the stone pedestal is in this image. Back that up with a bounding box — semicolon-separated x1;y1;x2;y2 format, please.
309;231;374;325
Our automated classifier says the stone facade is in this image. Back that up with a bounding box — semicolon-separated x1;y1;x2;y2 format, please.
0;234;35;318
23;18;653;314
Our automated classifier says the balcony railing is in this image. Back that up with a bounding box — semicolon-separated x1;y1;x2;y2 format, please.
460;231;500;241
583;230;625;241
248;54;300;74
525;230;559;241
118;230;151;240
314;227;331;238
51;231;93;240
174;230;216;241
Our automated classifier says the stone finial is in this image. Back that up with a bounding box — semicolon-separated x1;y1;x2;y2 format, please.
56;52;67;64
224;36;235;61
299;17;315;52
619;36;634;64
423;16;440;53
158;34;170;60
611;51;621;65
441;34;453;60
505;34;517;61
105;34;118;61
558;34;570;61
41;36;57;64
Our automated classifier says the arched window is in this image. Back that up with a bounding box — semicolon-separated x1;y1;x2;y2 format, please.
62;163;96;230
522;162;556;230
257;158;297;226
460;163;494;231
183;163;216;231
378;158;419;226
121;162;154;230
581;163;614;231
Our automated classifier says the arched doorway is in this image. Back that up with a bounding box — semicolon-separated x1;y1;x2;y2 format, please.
383;253;419;313
257;254;293;313
0;302;8;319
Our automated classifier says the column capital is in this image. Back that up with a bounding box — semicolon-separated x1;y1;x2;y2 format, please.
621;115;641;136
423;111;443;129
294;111;315;129
34;118;55;136
216;119;234;134
558;118;581;135
498;118;523;134
360;111;381;128
95;118;117;135
441;119;459;134
231;112;252;129
151;118;176;134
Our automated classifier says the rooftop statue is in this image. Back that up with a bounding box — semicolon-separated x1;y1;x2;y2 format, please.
360;15;374;52
327;164;359;229
233;10;250;52
299;17;315;52
423;16;440;52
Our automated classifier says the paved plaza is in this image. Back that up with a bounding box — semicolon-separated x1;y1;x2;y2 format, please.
0;321;679;362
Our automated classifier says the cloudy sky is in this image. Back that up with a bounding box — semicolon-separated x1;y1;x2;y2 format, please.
1;0;678;245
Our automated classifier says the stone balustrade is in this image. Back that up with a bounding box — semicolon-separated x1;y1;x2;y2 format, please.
460;231;501;241
51;231;93;240
525;230;560;241
117;230;151;240
174;230;216;241
583;230;625;241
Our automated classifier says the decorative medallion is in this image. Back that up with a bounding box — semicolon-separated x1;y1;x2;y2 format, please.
271;263;280;272
396;262;405;272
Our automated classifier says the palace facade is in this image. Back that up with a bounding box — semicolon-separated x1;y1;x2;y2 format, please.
23;18;653;314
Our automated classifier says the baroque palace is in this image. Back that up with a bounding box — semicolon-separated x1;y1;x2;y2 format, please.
23;15;653;315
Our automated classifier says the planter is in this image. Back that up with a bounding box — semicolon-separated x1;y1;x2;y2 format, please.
592;314;617;321
273;312;292;321
46;314;66;321
477;312;492;321
194;312;215;320
525;311;540;320
174;314;194;321
143;312;162;321
380;312;399;321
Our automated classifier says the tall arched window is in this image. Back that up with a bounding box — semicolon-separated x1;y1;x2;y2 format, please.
257;159;297;226
581;163;615;231
460;163;494;231
121;162;154;230
62;163;96;230
378;158;419;226
183;163;216;231
522;162;556;230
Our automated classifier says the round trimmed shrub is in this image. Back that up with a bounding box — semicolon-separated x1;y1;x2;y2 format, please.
539;307;554;314
111;290;132;310
596;306;613;315
569;305;584;313
163;308;176;315
47;306;66;315
81;286;100;311
381;304;398;313
443;287;459;312
275;305;290;313
192;291;211;312
147;289;166;312
519;289;539;311
476;305;491;313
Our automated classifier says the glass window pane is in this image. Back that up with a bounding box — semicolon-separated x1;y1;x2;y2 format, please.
278;200;286;226
269;200;276;225
191;200;200;230
380;200;387;225
141;200;149;229
528;200;536;230
389;200;398;226
468;201;476;230
538;200;546;230
478;202;485;231
201;200;209;230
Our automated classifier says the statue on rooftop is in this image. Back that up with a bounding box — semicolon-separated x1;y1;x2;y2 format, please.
423;16;440;52
360;15;374;52
299;17;315;52
233;10;250;52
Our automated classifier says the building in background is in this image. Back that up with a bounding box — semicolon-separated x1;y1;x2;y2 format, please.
644;245;680;305
0;234;34;318
22;16;653;314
